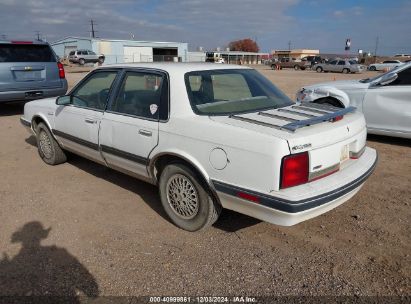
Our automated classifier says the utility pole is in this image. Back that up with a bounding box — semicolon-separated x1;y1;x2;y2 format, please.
90;19;97;38
35;31;41;41
288;40;291;56
374;36;379;63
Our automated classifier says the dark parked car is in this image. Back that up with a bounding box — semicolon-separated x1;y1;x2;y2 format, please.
301;55;325;68
0;40;67;104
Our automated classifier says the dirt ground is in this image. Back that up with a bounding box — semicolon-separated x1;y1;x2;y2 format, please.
0;66;409;299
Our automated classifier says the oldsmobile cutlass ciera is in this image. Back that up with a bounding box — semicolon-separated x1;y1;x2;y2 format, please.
21;63;378;231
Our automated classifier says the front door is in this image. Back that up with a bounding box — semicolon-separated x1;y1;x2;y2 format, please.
54;70;119;163
363;66;411;135
99;70;168;178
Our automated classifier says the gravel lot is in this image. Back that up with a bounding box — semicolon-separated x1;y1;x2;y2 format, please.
0;66;409;299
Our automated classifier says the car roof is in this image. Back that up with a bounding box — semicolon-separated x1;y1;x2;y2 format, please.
96;62;252;73
0;40;50;45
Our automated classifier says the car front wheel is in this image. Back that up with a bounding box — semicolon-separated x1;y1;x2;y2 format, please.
79;58;85;65
159;163;221;231
316;67;323;73
36;122;67;165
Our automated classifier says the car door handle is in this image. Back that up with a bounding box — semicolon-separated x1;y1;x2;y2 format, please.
139;129;152;137
84;118;97;124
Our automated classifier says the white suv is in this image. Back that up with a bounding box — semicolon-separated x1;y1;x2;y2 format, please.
68;49;105;65
21;63;377;231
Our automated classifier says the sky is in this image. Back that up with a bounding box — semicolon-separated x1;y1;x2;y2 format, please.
0;0;410;55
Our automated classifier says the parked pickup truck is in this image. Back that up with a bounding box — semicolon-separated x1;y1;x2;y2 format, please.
271;57;307;70
21;63;377;231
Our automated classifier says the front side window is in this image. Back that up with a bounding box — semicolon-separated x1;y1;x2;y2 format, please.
338;61;346;65
185;69;292;116
71;71;118;110
110;71;166;119
329;60;338;65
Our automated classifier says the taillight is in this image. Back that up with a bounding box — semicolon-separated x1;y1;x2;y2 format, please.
332;115;343;122
57;62;65;79
280;152;309;189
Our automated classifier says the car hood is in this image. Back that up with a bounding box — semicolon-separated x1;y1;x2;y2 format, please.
302;79;369;91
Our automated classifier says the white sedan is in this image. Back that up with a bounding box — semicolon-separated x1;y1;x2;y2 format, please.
21;63;377;231
368;60;404;71
296;62;411;138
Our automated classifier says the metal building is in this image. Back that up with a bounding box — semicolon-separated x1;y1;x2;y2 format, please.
51;37;189;64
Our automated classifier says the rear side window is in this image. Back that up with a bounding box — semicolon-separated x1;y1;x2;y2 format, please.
110;71;167;120
0;44;56;62
69;51;75;55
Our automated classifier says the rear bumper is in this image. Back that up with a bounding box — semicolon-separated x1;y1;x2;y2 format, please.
213;147;377;226
0;83;67;103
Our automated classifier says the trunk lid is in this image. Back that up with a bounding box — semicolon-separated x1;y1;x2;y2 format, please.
210;103;367;176
0;43;63;92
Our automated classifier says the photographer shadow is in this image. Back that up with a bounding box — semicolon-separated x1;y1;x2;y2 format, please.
0;221;99;303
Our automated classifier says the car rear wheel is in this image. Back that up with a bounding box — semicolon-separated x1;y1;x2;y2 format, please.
316;67;323;73
36;122;67;165
369;66;376;71
98;57;104;64
159;163;221;231
342;68;350;74
294;65;300;70
79;58;85;65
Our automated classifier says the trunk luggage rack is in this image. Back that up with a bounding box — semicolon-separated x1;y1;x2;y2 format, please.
229;103;356;132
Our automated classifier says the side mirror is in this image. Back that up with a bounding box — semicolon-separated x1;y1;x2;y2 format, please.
376;72;398;86
56;95;71;106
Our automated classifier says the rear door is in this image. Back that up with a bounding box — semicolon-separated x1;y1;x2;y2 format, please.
99;70;168;178
326;60;338;72
0;43;62;91
363;66;411;135
337;60;346;72
54;70;119;163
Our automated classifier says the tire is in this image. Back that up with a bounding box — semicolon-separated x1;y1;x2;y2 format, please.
294;65;300;70
36;123;67;165
315;97;343;108
342;68;350;74
369;66;376;71
316;67;323;73
79;58;85;65
159;163;221;231
98;57;104;64
271;64;276;70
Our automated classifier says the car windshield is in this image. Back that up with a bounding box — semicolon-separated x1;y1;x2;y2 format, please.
185;69;293;116
359;63;408;83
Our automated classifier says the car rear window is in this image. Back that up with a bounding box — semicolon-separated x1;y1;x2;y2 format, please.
185;69;293;116
0;44;56;62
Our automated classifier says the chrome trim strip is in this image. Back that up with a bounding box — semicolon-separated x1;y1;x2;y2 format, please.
282;106;357;131
258;111;298;122
277;108;317;118
292;105;332;115
229;115;288;131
